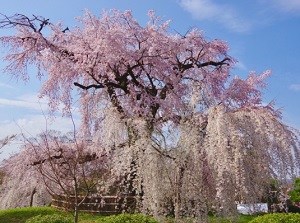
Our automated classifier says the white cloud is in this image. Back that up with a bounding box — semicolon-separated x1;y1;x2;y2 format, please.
0;96;48;111
290;84;300;92
0;93;78;114
271;0;300;13
178;0;252;33
0;82;14;89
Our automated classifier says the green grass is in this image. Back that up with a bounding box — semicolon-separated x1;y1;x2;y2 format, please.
0;207;107;223
0;206;257;223
235;215;257;223
208;214;256;223
0;207;67;223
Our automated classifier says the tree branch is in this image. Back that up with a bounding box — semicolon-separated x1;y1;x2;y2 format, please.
151;144;176;161
196;58;231;68
74;82;104;90
31;151;98;166
0;13;50;32
179;57;231;71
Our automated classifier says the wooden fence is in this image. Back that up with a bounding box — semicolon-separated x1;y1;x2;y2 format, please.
51;195;136;215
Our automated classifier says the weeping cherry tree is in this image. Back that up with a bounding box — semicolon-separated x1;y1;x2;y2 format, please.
1;10;299;221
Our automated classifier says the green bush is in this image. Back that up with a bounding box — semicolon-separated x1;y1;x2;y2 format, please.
249;213;300;223
290;178;300;203
25;214;73;223
99;213;159;223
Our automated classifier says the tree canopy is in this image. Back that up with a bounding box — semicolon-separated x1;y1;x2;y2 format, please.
0;10;274;129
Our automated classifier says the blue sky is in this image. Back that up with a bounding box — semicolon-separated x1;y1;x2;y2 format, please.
0;0;300;159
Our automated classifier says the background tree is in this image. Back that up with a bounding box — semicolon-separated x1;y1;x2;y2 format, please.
0;135;15;186
1;10;300;222
0;135;17;196
0;150;51;210
1;130;107;223
26;130;107;223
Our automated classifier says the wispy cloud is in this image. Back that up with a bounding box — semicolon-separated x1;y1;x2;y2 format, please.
0;93;81;135
0;93;75;112
0;94;48;111
178;0;252;33
271;0;300;13
290;84;300;92
0;82;14;89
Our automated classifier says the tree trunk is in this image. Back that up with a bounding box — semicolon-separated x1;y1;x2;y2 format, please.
73;179;79;223
74;205;79;223
174;166;185;222
29;187;36;207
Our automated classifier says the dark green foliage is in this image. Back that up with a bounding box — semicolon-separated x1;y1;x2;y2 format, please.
164;215;256;223
98;213;159;223
289;178;300;203
249;213;300;223
287;200;300;213
25;214;73;223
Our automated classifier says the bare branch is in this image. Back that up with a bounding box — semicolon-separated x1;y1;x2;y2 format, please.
0;13;50;32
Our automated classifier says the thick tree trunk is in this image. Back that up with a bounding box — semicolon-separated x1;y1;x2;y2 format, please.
125;120;153;211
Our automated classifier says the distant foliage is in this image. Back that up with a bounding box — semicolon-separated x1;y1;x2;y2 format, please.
249;213;300;223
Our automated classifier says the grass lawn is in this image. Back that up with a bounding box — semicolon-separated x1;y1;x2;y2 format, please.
0;206;109;223
0;206;256;223
208;214;256;223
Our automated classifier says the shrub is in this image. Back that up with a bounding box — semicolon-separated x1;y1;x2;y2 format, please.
290;178;300;203
25;214;73;223
249;213;300;223
99;213;159;223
